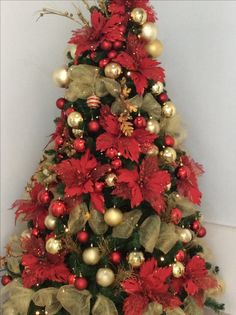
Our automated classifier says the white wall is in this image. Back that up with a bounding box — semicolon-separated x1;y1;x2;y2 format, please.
1;1;236;313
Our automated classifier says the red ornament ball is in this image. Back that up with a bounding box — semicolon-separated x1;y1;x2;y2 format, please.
68;274;76;285
101;40;112;51
134;116;147;129
75;277;88;290
74;138;86;152
197;226;207;238
164;135;175;147
99;58;110;68
90;52;96;61
65;107;75;116
158;93;168;103
31;228;40;237
50;200;66;217
111;158;122;169
110;251;122;264
1;275;12;286
107;50;118;59
177;166;190;180
118;25;126;34
77;231;89;244
192;220;201;232
38;190;53;205
175;250;186;262
94;181;105;193
88;120;100;133
56;98;66;110
106;147;118;159
171;208;183;225
54;135;64;147
113;40;123;50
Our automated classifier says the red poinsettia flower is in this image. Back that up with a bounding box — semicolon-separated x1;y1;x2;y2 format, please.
96;105;156;162
122;258;182;315
69;10;124;60
113;33;165;95
21;236;70;288
177;156;204;205
108;0;156;22
113;156;171;214
55;150;110;213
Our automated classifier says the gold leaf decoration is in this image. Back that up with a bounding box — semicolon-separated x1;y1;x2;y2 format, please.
139;215;161;253
118;112;134;136
92;294;118;315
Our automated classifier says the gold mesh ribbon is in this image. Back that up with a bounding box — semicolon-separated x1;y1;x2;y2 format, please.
166;307;186;315
155;222;179;254
5;236;22;274
143;302;163;315
88;202;108;235
160;114;187;147
32;288;61;315
68;202;89;234
91;294;118;315
184;297;203;315
112;209;142;239
139;215;161;253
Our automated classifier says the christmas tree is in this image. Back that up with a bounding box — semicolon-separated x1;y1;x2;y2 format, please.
1;1;225;314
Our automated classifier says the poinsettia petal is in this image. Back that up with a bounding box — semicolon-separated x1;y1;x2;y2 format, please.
90;192;105;214
114;52;137;71
96;133;116;152
123;294;148;315
130;72;148;95
118;136;140;162
117;168;139;185
140;257;157;279
122;278;142;294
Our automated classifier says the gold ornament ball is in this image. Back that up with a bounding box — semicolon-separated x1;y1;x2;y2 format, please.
44;215;57;230
131;8;147;25
172;262;185;278
96;267;115;287
161;147;177;163
45;238;62;255
105;173;117;187
146;39;163;58
146;119;160;134
179;228;193;244
146;144;159;156
141;22;158;41
82;247;101;265
72;128;84;138
151;81;164;95
162;101;176;118
104;62;122;79
128;251;145;268
104;207;123;227
52;66;70;88
67;111;83;128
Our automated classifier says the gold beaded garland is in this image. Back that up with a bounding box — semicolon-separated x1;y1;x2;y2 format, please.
96;267;115;287
82;246;101;265
67;111;83;128
131;8;147;25
104;207;123;227
104;62;122;79
52;66;70;88
127;251;145;268
162;102;176;118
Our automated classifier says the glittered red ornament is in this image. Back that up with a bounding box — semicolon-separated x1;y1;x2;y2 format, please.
111;158;122;169
113;40;123;50
192;220;201;232
50;200;66;217
77;230;89;244
197;226;207;238
158;93;168;103
134;116;147;129
90;52;96;61
177;166;190;180
101;40;112;51
175;250;186;262
54;135;64;147
108;50;118;59
38;190;53;205
106;147;118;159
75;277;88;290
99;58;110;68
171;208;183;224
56;98;66;110
164;135;175;147
74;138;86;152
88;120;100;133
118;25;126;34
65;107;75;116
110;251;122;264
31;227;40;237
1;275;12;286
94;181;105;193
68;274;76;285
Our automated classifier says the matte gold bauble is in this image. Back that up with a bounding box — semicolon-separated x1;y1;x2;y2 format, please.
162;101;176;118
161;147;177;163
45;238;62;255
44;214;57;230
82;247;101;265
128;251;145;268
104;62;122;79
52;66;70;88
104;207;123;227
141;22;158;41
96;267;115;287
179;228;193;244
67;111;83;128
131;8;147;25
146;39;163;58
151;81;164;95
172;262;185;278
146;119;160;134
146;144;159;156
105;173;117;187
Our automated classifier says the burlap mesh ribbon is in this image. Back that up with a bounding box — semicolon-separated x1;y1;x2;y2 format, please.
143;302;163;315
91;294;118;315
139;215;161;253
155;222;179;254
89;203;108;235
32;288;61;315
67;202;89;234
112;209;142;239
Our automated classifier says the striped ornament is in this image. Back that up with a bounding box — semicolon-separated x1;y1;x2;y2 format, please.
87;95;101;109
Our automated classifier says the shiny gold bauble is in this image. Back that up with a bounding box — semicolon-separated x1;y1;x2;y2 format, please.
146;119;160;134
162;101;176;118
141;22;158;41
179;228;193;244
131;8;147;25
44;215;57;230
151;81;164;95
67;111;83;128
45;238;62;255
146;144;159;156
104;207;123;227
72;128;84;138
52;66;70;88
104;62;122;79
96;267;115;287
105;173;117;187
172;262;185;278
161;147;177;163
128;251;145;268
82;247;101;265
146;39;163;58
67;44;77;59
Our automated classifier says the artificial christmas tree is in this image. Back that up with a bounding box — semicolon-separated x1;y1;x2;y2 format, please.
1;1;225;314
